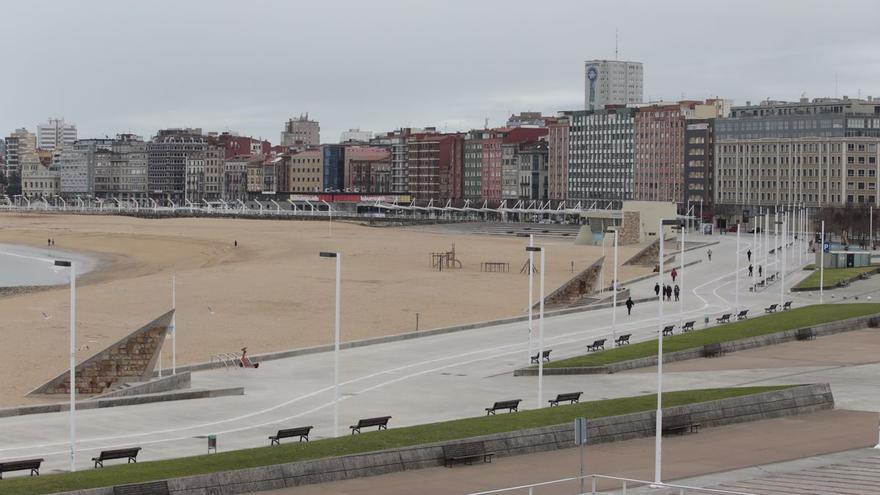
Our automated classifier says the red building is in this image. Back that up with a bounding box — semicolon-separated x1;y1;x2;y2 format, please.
479;128;547;201
215;132;271;159
547;118;570;201
633;105;686;203
407;133;464;201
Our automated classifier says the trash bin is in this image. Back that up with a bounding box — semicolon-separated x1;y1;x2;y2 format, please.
208;435;217;454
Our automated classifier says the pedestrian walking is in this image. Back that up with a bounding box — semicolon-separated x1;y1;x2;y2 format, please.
625;297;634;315
654;282;660;297
666;285;673;301
758;265;763;277
707;248;712;262
671;267;678;283
674;284;680;301
47;238;51;247
748;264;753;277
747;249;752;262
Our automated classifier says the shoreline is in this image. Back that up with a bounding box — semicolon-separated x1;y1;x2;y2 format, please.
0;242;102;290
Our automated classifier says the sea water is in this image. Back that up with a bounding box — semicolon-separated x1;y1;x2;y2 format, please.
0;243;96;287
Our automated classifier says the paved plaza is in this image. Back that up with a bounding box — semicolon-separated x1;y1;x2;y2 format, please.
1;233;878;485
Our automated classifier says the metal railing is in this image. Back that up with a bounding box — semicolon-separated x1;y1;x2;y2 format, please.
465;474;757;495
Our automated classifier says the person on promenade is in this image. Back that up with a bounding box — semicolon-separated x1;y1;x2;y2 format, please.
625;297;634;315
674;284;680;301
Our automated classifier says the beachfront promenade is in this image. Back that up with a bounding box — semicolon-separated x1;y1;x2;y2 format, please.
1;234;877;477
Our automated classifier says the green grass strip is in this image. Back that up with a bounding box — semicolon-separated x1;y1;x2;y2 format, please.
2;386;792;495
547;303;880;368
794;266;877;290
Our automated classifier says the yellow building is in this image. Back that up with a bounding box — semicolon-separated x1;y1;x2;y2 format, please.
288;149;323;193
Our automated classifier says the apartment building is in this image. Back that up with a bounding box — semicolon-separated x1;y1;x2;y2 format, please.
288;149;323;193
546;117;570;201
565;107;635;203
714;97;880;217
36;118;77;151
148;129;206;200
406;133;463;201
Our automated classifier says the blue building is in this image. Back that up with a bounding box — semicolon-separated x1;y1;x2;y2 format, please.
323;144;345;192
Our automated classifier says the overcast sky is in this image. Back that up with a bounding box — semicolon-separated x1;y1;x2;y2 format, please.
2;0;878;144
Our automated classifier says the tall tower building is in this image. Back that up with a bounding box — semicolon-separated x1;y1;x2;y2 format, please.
37;118;77;150
584;60;643;111
280;114;320;148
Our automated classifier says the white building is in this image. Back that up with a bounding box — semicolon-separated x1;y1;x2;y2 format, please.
340;128;373;143
37;118;77;151
584;60;643;111
59;139;114;196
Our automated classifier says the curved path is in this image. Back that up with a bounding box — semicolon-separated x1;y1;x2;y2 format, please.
0;233;862;475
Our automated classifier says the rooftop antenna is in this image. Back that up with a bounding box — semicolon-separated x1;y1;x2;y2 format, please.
615;28;619;60
835;73;838;98
484;117;489;129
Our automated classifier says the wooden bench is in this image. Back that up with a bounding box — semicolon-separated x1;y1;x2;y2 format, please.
92;447;141;468
349;416;391;434
662;325;674;337
114;481;170;495
681;321;695;333
586;339;606;352
0;458;43;479
548;392;582;407
442;441;495;467
703;343;724;358
796;328;815;341
715;313;731;324
783;301;793;310
736;310;749;320
661;414;702;436
269;426;313;445
530;350;551;364
764;304;778;313
486;399;521;415
614;334;631;346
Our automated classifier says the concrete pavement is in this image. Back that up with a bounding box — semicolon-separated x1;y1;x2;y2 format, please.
254;409;879;495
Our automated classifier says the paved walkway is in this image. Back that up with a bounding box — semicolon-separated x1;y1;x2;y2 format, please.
1;234;871;475
256;410;878;495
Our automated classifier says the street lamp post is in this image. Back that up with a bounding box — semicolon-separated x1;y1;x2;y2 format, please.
172;275;177;375
54;259;76;472
319;251;342;437
608;228;619;344
735;223;740;310
780;213;786;307
526;245;544;409
654;219;681;486
517;233;535;365
820;221;825;304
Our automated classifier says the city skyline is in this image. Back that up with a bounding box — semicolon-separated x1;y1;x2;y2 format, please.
2;0;878;143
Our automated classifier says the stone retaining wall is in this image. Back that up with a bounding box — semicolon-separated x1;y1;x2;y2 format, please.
92;372;191;399
514;312;880;376
543;256;605;308
51;384;833;495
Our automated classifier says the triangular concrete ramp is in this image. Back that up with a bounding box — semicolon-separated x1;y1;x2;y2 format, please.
29;310;174;396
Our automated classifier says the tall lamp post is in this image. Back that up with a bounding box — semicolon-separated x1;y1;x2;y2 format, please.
735;223;740;310
780;213;786;307
517;233;535;364
820;221;825;304
606;227;619;344
654;219;682;486
54;259;76;472
526;245;544;409
319;251;342;437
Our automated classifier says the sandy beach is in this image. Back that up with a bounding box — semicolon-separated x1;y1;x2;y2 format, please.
0;214;649;407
